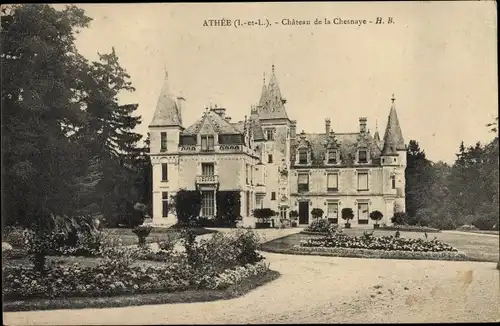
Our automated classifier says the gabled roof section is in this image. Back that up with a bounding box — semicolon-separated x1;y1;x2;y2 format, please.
256;65;289;120
381;95;406;155
290;131;382;166
181;109;242;136
149;71;183;127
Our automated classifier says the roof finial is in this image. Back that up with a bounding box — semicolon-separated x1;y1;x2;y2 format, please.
272;64;275;74
263;72;266;84
163;64;168;80
391;93;396;103
376;119;379;131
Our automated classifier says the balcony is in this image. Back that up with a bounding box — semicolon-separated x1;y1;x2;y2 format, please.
196;174;219;186
255;184;266;195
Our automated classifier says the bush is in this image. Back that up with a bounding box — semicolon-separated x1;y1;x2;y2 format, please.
391;212;409;225
456;224;479;231
174;190;202;225
3;227;26;248
379;225;440;233
472;214;499;231
369;211;383;225
311;208;324;220
215;191;241;225
300;233;458;252
289;210;299;220
253;208;276;223
132;225;153;247
305;219;336;233
341;208;354;222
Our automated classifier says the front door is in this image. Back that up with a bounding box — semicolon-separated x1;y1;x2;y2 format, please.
298;201;309;224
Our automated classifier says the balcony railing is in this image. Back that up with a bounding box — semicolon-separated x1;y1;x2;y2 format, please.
196;174;219;185
178;144;245;153
255;184;266;194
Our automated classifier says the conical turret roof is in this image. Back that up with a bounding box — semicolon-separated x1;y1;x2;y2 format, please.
256;65;289;120
381;94;405;155
149;70;183;127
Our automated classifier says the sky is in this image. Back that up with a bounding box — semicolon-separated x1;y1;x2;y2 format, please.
66;2;497;164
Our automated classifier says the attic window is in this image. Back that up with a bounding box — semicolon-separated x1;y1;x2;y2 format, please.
358;150;367;163
327;150;338;164
298;149;308;164
201;135;215;151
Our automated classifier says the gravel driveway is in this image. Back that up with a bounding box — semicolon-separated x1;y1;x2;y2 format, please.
4;250;499;324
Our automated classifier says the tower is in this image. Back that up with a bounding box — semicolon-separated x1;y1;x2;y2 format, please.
148;70;184;225
380;94;406;218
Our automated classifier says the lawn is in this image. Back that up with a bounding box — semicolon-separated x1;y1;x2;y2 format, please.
103;226;217;246
261;228;499;262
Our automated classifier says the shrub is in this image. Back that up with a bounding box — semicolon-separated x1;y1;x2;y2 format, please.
289;210;299;220
472;214;498;230
369;211;383;225
174;190;202;225
132;225;153;247
305;219;335;233
253;208;276;223
391;212;409;225
300;233;458;252
215;191;241;225
3;227;26;248
341;208;354;223
456;224;479;231
311;208;324;221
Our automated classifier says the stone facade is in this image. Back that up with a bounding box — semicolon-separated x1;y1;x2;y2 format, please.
148;66;406;228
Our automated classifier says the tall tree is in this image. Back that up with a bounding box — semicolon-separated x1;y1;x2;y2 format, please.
405;140;434;218
1;4;93;271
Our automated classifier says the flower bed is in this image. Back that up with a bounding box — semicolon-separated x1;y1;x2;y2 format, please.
379;225;441;233
289;245;469;261
304;219;337;233
300;234;457;252
2;260;271;301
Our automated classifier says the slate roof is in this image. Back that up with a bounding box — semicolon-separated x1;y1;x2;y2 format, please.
256;65;289;120
149;72;183;127
181;109;242;135
290;131;382;167
381;97;405;155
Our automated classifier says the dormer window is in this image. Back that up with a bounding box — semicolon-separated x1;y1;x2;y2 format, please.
201;135;215;151
327;150;338;164
298;149;308;164
266;129;274;141
358;150;367;163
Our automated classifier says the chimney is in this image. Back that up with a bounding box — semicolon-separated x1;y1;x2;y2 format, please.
211;105;226;118
290;120;297;139
177;96;186;121
359;117;367;133
325;118;331;135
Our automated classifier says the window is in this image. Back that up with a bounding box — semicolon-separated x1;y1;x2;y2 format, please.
328;150;337;164
298;150;308;164
391;175;396;189
250;166;254;185
160;132;167;151
271;192;276;200
358;150;367;163
298;173;309;192
202;163;214;176
327;202;339;219
179;135;197;145
201;135;215;151
327;173;338;191
358;203;369;224
280;207;288;219
246;191;250;216
161;163;168;181
201;191;215;217
266;129;274;141
218;134;243;144
256;196;263;209
245;164;249;184
268;154;273;163
162;192;169;217
357;172;369;191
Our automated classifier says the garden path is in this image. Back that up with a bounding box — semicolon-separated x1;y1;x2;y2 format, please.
4;251;499;324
